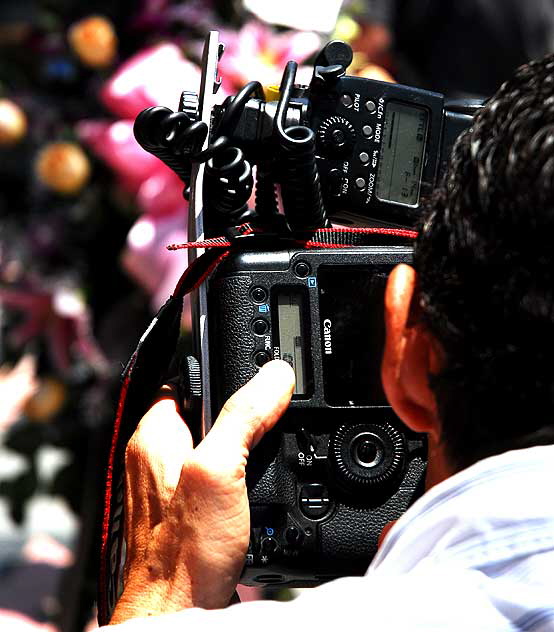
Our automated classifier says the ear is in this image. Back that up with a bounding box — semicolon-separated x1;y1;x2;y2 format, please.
381;264;442;441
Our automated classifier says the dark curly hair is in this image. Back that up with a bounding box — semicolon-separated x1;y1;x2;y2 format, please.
414;54;554;471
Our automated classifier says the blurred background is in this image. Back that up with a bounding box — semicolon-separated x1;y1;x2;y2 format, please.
1;0;553;630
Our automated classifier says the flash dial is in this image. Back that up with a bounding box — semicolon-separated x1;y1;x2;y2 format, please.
317;116;356;158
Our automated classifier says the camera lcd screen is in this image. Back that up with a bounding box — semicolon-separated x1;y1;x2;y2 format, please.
376;101;428;207
319;266;389;406
277;290;307;395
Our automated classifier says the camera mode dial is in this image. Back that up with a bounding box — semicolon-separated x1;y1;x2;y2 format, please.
330;423;404;489
317;116;356;158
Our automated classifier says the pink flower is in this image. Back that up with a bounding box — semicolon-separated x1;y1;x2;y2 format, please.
77;43;200;314
100;42;201;119
218;21;321;91
77;119;185;217
78;42;202;218
121;213;191;317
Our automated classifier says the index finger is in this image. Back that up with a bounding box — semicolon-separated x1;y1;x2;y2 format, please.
127;386;194;492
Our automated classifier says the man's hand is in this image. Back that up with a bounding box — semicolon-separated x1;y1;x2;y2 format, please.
110;360;295;624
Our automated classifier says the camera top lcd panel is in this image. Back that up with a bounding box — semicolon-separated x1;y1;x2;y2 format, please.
308;76;480;227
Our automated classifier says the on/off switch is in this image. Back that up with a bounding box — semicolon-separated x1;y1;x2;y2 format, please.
328;168;344;197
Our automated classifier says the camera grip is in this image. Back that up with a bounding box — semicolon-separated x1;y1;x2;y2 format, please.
319;456;426;560
209;274;298;506
210;275;259;401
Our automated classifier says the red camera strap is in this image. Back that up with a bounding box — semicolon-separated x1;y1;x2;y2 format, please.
98;248;229;624
166;223;418;251
98;224;417;624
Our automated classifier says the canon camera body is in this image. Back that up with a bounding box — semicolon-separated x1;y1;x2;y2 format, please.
208;244;426;585
132;31;482;587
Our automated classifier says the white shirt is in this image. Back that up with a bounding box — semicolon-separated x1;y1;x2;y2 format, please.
108;444;554;631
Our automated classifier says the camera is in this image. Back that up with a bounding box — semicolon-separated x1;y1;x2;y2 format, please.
208;244;426;585
129;33;481;587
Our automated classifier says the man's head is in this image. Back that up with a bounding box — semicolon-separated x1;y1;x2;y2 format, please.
382;54;554;475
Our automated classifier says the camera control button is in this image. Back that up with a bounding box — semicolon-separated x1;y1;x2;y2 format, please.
299;483;331;519
285;526;302;545
294;261;311;278
261;537;279;555
365;100;377;113
340;93;353;108
359;151;370;165
252;319;269;335
355;177;366;190
362;125;373;138
254;351;271;367
251;286;268;303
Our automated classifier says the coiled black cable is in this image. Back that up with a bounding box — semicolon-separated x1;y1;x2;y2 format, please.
133;107;208;183
279;125;328;231
133;81;263;223
133;66;328;231
204;146;255;225
254;160;278;215
275;62;329;230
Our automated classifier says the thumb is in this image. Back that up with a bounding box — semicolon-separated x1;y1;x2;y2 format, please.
195;360;295;466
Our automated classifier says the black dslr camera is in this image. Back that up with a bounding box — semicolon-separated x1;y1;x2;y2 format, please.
133;32;481;586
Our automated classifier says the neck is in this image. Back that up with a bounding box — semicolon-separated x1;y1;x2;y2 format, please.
424;433;452;490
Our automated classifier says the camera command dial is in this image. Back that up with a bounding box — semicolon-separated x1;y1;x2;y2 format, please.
330;422;405;488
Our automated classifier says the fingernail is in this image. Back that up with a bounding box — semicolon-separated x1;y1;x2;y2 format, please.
256;360;295;387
